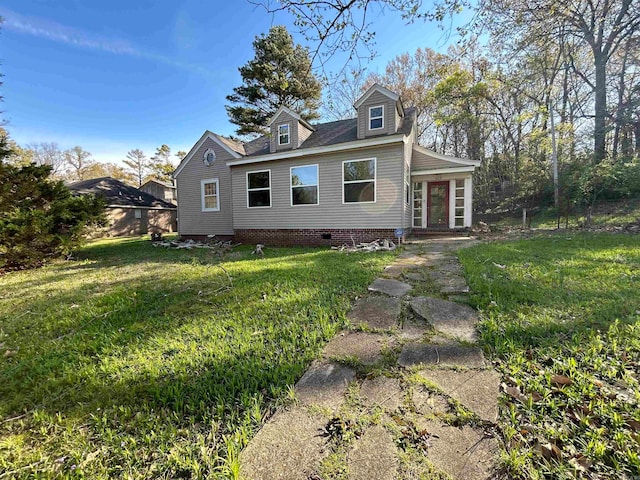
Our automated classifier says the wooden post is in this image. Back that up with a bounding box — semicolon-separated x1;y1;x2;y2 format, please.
522;208;527;228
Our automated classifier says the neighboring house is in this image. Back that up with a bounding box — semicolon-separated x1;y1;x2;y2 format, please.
140;179;177;205
174;84;480;245
69;177;177;236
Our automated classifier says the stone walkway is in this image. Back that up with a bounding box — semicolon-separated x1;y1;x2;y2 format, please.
241;237;501;480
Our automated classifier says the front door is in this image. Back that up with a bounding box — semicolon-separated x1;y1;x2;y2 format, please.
427;181;449;227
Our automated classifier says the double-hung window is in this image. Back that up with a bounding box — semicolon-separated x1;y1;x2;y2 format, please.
343;158;376;203
291;164;319;205
369;106;384;130
247;170;271;208
278;124;290;145
201;178;220;212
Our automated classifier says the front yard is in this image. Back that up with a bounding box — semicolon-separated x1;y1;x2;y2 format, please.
459;233;640;479
0;238;393;478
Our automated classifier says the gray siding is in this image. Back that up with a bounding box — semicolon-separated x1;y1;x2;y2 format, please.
231;143;405;229
298;123;313;146
412;150;464;171
175;137;234;236
357;91;399;139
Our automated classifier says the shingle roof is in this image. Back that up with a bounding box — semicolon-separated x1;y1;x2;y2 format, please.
69;177;176;209
242;107;416;157
142;178;175;189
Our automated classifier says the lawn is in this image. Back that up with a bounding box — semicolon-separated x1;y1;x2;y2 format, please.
0;237;394;479
458;233;640;479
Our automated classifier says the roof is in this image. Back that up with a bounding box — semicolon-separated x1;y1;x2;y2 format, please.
354;83;400;109
141;178;175;189
69;177;176;209
242;107;417;158
266;106;315;131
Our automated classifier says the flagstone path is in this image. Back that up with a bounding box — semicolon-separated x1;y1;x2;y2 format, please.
240;237;501;480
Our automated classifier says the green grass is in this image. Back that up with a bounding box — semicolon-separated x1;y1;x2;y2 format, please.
458;233;640;479
488;198;640;229
0;237;394;479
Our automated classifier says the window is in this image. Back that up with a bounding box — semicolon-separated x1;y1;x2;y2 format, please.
247;170;271;208
454;179;465;227
369;106;384;130
343;158;376;203
278;124;290;145
201;178;220;212
413;182;423;227
134;209;142;219
291;164;319;206
203;148;216;166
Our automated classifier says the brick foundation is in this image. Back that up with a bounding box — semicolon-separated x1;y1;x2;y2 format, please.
234;228;398;247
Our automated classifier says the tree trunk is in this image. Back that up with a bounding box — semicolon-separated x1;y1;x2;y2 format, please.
593;52;608;162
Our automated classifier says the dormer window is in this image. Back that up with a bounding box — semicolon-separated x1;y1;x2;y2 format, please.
369;106;384;130
278;124;290;145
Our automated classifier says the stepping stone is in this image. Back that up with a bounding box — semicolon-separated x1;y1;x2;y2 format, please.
322;332;392;366
368;278;412;297
415;420;498;480
438;262;464;273
428;271;471;295
412;388;449;415
296;361;355;410
347;296;401;330
398;342;485;368
240;407;328;480
410;297;478;342
347;425;399;480
397;318;430;341
418;369;500;423
360;376;404;412
403;271;424;282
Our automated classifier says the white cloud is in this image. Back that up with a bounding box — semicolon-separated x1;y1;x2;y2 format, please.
0;7;212;75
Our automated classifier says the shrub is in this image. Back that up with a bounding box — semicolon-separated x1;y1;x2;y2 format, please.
0;161;105;271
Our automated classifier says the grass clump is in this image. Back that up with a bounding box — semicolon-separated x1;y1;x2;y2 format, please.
458;233;640;479
0;236;394;478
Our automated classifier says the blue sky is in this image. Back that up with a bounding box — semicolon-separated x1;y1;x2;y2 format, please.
0;1;469;165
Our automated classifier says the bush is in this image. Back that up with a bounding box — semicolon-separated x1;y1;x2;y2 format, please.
0;162;105;271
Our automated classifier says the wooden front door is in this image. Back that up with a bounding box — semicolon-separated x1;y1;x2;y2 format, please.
427;181;449;227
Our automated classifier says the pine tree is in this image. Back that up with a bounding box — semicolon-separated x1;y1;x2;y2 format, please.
149;145;175;183
123;149;149;187
226;25;322;136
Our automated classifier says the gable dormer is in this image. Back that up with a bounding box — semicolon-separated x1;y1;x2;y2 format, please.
354;83;404;139
266;106;315;153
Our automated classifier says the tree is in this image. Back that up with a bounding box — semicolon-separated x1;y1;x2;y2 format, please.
478;0;640;162
322;68;368;120
251;0;467;70
81;162;135;184
64;146;93;181
226;25;322;136
0;136;105;271
123;149;149;187
149;144;175;183
27;142;65;176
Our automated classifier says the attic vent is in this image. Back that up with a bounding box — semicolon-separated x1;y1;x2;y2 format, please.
138;195;142;200
118;191;122;195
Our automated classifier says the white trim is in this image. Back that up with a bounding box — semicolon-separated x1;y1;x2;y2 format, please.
173;131;242;178
278;123;290;146
354;83;400;109
411;166;476;176
342;158;377;204
448;179;456;229
368;105;384;130
227;134;404;166
290;164;319;207
464;176;473;227
106;205;175;210
246;169;272;209
412;145;480;166
201;178;220;212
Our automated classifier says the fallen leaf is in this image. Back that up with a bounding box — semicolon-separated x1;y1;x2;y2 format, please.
493;262;506;269
569;454;592;472
529;391;543;402
551;374;573;386
627;420;640;431
535;441;563;460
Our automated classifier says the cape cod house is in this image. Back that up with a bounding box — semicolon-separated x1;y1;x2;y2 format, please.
173;84;480;245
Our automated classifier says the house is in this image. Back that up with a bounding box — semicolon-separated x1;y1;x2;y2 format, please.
173;84;480;245
140;178;177;205
69;177;177;236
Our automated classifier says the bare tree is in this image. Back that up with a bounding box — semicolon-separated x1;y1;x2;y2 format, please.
27;142;66;176
123;149;149;187
64;146;93;181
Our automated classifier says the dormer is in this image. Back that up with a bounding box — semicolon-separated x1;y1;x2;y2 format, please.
354;83;404;139
266;106;315;153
